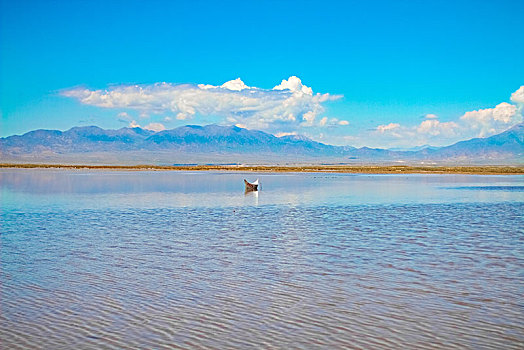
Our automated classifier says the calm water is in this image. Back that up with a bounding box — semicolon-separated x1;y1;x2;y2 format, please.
1;169;523;349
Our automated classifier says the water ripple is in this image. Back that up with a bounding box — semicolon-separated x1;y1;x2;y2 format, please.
1;173;523;349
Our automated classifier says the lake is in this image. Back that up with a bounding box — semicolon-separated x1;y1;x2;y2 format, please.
1;169;523;349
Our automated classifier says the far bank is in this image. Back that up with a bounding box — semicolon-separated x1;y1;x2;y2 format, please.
1;163;523;175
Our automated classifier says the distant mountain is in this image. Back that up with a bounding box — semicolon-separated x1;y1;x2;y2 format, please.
402;123;523;163
388;144;439;152
431;123;523;161
0;124;346;164
1;123;523;165
145;125;343;155
1;126;155;154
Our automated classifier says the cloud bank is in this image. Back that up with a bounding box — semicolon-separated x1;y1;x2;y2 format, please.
62;78;522;148
62;76;343;133
371;86;523;148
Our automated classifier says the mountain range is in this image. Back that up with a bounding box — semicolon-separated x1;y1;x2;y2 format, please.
1;123;523;165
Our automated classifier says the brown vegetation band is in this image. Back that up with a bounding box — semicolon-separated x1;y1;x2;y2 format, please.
1;163;523;175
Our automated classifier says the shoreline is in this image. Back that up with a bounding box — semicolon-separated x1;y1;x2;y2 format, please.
1;163;523;175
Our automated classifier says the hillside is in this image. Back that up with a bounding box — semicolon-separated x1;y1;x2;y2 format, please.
1;123;522;165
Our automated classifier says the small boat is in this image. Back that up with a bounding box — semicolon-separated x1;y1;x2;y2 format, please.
244;179;259;191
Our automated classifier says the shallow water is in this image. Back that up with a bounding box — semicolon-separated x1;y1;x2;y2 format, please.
1;169;523;349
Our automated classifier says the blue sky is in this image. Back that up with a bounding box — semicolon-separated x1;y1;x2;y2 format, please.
1;0;523;147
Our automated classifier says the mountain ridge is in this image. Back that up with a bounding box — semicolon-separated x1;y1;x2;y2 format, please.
1;123;522;165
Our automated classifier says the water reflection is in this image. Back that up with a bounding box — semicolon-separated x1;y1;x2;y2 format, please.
244;188;259;205
1;169;522;210
1;169;523;349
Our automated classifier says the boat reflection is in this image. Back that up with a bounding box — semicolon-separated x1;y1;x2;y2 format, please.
244;187;259;205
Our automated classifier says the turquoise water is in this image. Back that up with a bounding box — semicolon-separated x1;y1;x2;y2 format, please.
1;169;523;349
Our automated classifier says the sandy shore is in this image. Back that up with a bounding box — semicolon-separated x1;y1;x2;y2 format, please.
1;163;523;175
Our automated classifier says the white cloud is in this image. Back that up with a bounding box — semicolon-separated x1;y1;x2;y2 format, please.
63;78;523;148
62;76;342;134
273;76;313;95
510;86;524;104
460;102;519;137
376;123;400;133
461;102;517;124
369;86;523;147
275;131;297;137
221;78;251;91
301;111;316;126
370;121;457;148
416;119;458;136
144;122;166;132
510;85;524;116
318;117;347;127
117;112;132;120
129;120;140;128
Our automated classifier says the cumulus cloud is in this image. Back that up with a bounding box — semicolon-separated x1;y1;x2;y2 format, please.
510;86;524;116
416;119;458;136
301;111;316;126
510;86;524;104
129;120;140;128
220;77;251;91
376;123;400;133
460;102;519;137
372;86;523;147
144;122;166;132
459;86;523;137
62;76;342;134
371;119;458;148
273;76;313;95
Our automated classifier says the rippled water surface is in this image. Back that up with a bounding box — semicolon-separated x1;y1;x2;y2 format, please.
1;169;523;349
